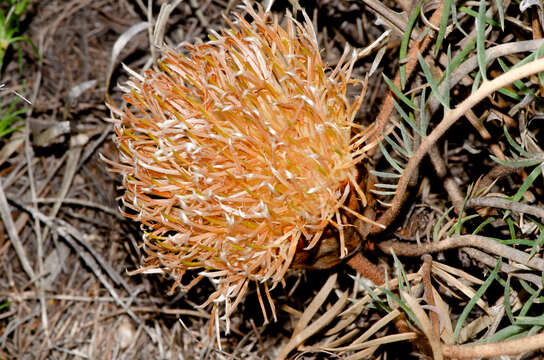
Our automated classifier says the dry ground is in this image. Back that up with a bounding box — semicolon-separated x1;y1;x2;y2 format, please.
1;0;544;359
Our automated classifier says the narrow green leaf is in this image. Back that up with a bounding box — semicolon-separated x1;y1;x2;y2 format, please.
433;206;453;242
384;271;394;310
490;155;543;168
370;170;401;179
434;0;452;55
0;301;10;311
476;0;488;81
483;325;525;343
370;189;397;196
375;183;398;189
537;42;544;88
382;132;410;158
507;166;542;221
496;238;535;246
351;275;391;313
400;2;422;89
448;214;480;237
514;316;544;327
459;6;500;27
450;2;469;36
392;98;424;137
417;53;449;109
497;87;522;101
392;98;417;131
519;279;538;297
453;258;502;342
495;0;504;29
378;141;405;174
378;287;422;331
455;183;474;236
398;120;413;156
383;74;417;110
447;39;476;79
0;125;23;138
520;282;542;316
528;220;544;259
506;217;517;240
473;217;496;235
471;71;482;94
444;45;452;108
513;166;542;204
497;58;534;96
503;276;514;324
419;87;428;135
503;126;528;157
391;250;412;297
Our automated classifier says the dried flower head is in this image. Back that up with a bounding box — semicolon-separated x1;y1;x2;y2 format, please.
107;2;367;319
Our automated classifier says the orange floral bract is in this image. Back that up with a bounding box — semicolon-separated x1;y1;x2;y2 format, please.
108;2;365;317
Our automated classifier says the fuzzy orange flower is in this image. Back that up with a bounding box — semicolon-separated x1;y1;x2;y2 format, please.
106;2;368;320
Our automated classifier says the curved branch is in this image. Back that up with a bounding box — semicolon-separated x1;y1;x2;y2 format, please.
466;197;544;221
431;39;544;113
442;332;544;359
378;235;544;271
371;58;544;234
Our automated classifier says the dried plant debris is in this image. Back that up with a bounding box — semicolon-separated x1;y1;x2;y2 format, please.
0;0;544;359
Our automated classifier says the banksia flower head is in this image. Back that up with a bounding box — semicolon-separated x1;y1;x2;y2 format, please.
107;1;367;320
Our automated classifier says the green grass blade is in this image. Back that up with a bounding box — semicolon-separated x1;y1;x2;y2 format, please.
382;131;410;158
511;165;542;203
351;275;391;313
400;2;422;89
495;0;504;30
383;74;417;110
454;183;474;236
378;287;422;331
370;170;401;179
370;189;397;196
392;98;424;137
433;206;453;242
453;258;502;342
434;0;452;55
528;220;544;259
503;125;530;157
419;87;428;135
490;155;543;167
417;53;449;109
477;0;488;81
471;70;482;94
444;45;451;108
473;217;496;235
379;141;405;174
459;6;500;27
504;276;514;324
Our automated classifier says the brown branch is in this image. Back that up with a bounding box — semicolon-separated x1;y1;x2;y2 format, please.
442;332;544;359
431;39;544;113
367;3;445;153
379;235;544;271
370;57;544;234
461;248;542;287
466;197;544;221
347;252;385;285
